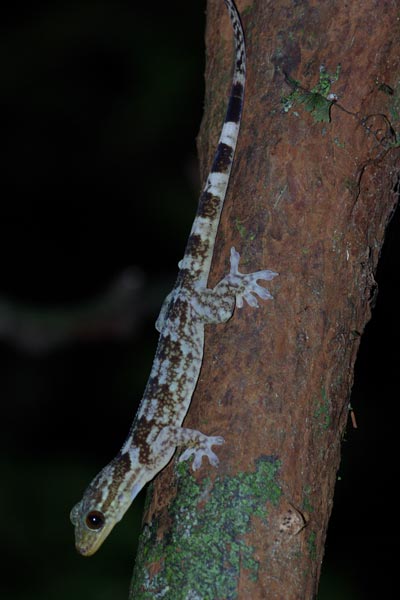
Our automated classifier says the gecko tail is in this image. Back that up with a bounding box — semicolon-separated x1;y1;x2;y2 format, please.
180;0;246;282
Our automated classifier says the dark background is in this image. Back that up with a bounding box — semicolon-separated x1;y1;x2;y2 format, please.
0;1;397;598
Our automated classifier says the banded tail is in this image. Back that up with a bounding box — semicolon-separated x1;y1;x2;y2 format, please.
179;0;246;284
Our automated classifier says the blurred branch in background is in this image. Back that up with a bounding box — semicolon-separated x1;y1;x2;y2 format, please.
0;268;148;353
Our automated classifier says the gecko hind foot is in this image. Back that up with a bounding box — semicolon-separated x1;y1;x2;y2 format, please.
179;435;225;471
227;247;278;308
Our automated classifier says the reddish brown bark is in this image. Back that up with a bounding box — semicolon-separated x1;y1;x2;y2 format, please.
131;1;400;598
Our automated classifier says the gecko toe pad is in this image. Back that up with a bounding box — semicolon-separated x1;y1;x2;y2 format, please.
179;435;225;470
227;246;278;308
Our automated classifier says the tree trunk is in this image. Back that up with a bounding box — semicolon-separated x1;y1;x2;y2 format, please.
129;1;400;598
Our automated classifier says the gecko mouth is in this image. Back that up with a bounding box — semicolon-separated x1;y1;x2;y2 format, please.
76;542;97;557
75;532;109;557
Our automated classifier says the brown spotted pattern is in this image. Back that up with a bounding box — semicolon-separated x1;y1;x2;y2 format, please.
70;0;253;557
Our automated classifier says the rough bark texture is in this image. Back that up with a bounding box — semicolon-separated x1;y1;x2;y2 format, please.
130;1;400;598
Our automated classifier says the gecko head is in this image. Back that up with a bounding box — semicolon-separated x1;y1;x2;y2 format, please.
70;451;145;556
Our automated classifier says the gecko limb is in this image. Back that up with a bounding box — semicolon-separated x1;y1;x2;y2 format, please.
154;425;225;470
226;247;278;308
191;246;278;324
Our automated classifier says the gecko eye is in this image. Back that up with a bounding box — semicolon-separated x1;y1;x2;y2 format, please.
85;510;105;531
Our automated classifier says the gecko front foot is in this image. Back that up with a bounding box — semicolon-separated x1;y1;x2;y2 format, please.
226;247;278;308
179;434;225;471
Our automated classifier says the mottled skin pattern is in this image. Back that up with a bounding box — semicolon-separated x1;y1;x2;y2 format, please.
70;0;277;557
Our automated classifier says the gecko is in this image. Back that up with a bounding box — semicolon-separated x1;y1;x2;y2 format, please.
70;0;278;557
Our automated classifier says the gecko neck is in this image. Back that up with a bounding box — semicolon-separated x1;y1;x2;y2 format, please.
179;0;246;286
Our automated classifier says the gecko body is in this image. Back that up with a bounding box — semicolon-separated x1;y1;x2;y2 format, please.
71;0;277;557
